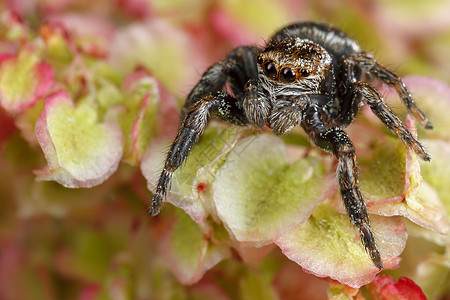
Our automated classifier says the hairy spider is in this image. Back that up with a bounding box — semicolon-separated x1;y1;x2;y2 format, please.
151;22;432;269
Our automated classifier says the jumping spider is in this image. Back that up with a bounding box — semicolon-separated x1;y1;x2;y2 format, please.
151;22;432;269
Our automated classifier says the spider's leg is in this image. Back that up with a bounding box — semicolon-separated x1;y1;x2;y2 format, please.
355;81;430;161
181;61;229;120
339;55;430;161
302;112;382;269
347;52;432;129
182;46;260;120
151;91;249;216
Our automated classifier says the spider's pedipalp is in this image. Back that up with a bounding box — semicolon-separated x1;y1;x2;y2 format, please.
243;78;270;128
268;95;309;135
346;52;433;129
355;81;431;161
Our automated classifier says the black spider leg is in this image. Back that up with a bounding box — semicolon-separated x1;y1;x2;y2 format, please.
347;52;432;129
341;55;431;161
151;92;249;216
301;106;383;269
151;47;260;216
181;46;261;120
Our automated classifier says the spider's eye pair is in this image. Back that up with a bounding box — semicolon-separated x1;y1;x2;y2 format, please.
259;58;310;83
262;62;297;83
264;64;309;83
280;67;310;82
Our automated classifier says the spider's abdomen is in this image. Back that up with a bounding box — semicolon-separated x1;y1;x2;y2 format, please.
271;22;361;61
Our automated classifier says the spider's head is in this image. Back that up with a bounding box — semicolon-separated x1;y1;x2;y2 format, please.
257;38;332;92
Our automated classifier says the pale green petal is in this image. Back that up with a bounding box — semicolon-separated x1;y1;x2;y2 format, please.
276;203;407;288
213;134;335;245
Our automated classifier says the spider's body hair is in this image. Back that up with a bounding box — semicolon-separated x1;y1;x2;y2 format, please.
151;22;433;270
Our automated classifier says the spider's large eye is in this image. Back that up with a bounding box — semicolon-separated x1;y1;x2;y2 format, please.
264;62;278;79
300;68;310;77
280;67;297;83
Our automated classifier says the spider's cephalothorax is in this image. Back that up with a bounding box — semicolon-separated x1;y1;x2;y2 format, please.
151;22;432;270
252;38;336;135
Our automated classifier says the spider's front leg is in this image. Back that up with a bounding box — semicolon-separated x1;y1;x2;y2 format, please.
341;55;431;161
356;82;430;161
151;46;261;216
344;52;432;129
302;108;383;269
182;46;261;120
150;91;249;216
